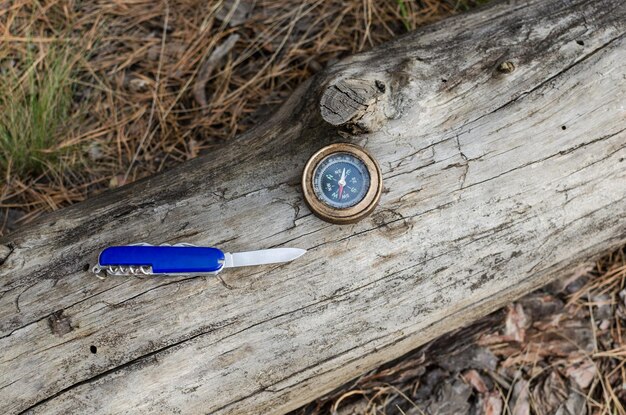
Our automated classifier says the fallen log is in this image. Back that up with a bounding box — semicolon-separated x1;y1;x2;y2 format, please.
1;0;625;413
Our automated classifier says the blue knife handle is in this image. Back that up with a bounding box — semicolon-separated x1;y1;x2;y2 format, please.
98;246;225;274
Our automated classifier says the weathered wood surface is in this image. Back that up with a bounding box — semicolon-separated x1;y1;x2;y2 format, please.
1;0;625;413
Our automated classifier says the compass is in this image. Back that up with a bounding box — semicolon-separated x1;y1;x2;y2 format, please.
302;143;382;224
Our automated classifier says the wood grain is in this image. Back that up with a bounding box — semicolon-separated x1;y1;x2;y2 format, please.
1;0;625;413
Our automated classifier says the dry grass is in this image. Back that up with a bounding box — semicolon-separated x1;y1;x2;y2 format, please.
0;0;474;234
293;248;626;415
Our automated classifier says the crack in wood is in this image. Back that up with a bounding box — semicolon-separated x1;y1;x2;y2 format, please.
0;279;130;340
462;128;625;190
16;319;240;415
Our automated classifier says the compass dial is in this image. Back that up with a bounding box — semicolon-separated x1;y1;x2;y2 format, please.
312;153;370;209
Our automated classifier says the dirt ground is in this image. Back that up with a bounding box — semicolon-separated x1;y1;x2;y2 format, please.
1;1;624;414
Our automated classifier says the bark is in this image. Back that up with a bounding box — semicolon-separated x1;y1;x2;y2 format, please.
1;0;625;413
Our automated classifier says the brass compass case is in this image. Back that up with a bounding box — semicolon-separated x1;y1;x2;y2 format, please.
302;143;382;224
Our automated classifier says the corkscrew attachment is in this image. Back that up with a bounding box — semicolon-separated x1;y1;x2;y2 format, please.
92;264;153;278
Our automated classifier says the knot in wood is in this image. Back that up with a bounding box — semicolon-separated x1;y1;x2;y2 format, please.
496;61;516;74
319;78;389;134
47;310;73;336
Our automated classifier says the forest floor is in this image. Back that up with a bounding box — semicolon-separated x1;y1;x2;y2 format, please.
1;1;624;414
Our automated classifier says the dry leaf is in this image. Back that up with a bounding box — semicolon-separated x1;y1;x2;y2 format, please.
511;379;530;415
462;369;488;393
216;0;256;26
193;34;241;108
483;392;503;415
566;360;596;389
426;379;472;415
505;303;529;342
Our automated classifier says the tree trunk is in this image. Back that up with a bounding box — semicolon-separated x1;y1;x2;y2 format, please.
1;0;625;413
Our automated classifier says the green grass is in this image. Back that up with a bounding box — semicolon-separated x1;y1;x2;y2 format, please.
396;0;412;31
455;0;491;12
0;45;76;179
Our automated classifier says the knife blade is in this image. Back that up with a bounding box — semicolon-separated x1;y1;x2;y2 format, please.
223;248;306;268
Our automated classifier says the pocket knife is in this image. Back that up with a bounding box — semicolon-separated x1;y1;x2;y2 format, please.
91;244;306;277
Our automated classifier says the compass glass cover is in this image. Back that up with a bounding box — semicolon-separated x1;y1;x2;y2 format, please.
312;152;371;209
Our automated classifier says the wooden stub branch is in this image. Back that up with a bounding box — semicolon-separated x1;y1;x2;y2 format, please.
1;0;625;413
320;77;391;134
